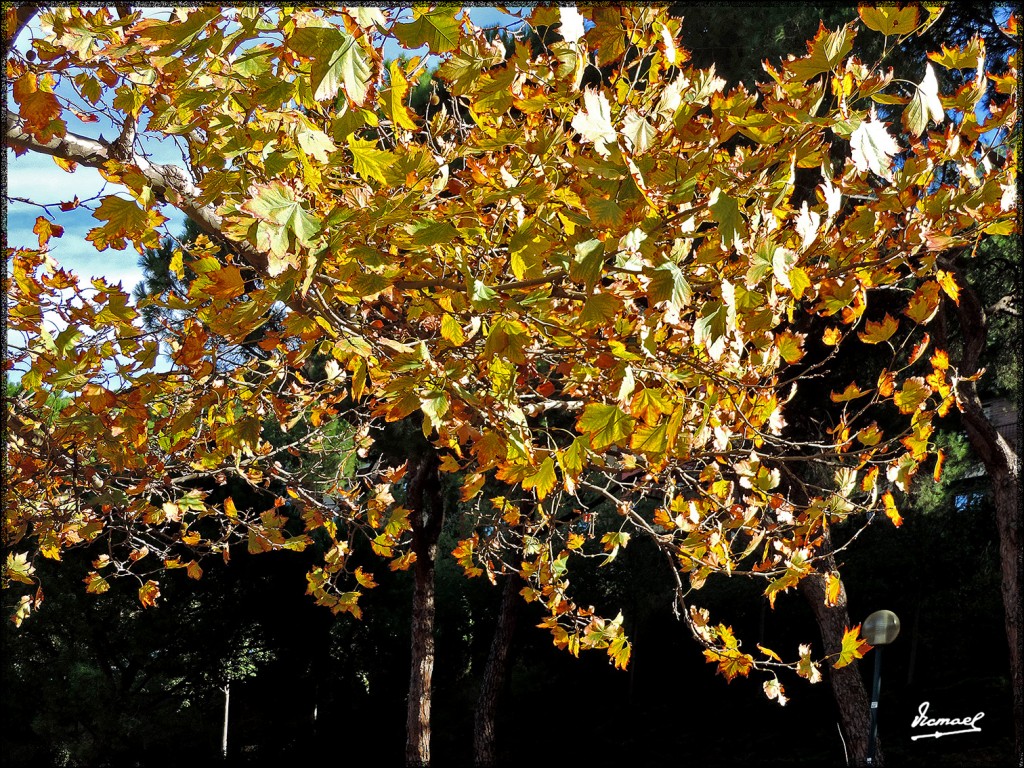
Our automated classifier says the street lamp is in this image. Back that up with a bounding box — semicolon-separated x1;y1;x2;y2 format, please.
863;610;900;766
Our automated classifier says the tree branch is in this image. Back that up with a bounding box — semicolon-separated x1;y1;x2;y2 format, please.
987;294;1020;318
6;109;276;285
5;5;40;47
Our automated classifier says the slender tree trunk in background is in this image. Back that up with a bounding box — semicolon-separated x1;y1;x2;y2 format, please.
221;682;230;760
945;268;1022;759
405;452;444;767
474;574;521;767
800;540;877;767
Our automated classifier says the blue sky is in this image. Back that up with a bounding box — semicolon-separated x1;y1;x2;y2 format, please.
5;7;525;296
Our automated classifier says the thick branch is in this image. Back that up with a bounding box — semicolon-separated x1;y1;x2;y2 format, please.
986;294;1020;318
6;110;275;286
5;5;39;47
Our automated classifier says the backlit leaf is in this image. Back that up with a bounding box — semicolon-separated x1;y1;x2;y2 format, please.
858;314;898;344
858;5;920;36
850;116;900;180
577;403;635;451
834;624;872;668
882;490;903;527
286;26;372;104
393;7;461;53
522;456;557;500
571;90;617;158
348;134;397;184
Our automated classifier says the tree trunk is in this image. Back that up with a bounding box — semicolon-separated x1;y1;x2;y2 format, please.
474;574;520;767
221;682;230;760
946;267;1022;759
800;546;878;767
405;451;444;767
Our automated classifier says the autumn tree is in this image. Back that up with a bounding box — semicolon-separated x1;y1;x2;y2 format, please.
4;6;1017;766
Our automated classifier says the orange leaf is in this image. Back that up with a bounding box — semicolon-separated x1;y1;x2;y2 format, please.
32;217;63;248
13;72;62;135
933;449;945;482
138;580;161;607
882;491;903;527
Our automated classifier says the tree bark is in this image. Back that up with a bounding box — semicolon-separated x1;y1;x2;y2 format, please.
405;451;444;767
946;266;1022;759
800;545;878;767
473;573;520;768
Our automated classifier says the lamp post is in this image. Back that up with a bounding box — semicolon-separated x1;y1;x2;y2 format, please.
863;610;900;766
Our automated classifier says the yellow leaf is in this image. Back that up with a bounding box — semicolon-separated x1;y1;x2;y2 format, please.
904;281;941;324
389;551;417;571
893;377;932;414
440;313;465;346
824;572;842;607
831;382;871;403
354;566;378;588
777;331;806;364
936;270;960;304
858;314;899;344
858;5;920;36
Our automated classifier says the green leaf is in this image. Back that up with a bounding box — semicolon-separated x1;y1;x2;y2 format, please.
577;403;635;451
571;239;605;290
470;279;498;309
420;390;449;434
647;261;691;309
630;421;668;454
405;218;458;246
580;292;621;326
586;195;626;229
5;552;36;585
87;195;167;252
242;182;321;268
348;134;397;184
694;301;726;348
709;188;746;250
286;27;371;105
777;331;805;364
393;7;461;53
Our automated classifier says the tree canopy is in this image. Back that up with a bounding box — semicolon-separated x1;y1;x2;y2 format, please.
4;3;1018;711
